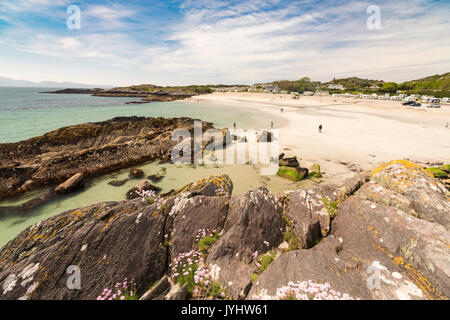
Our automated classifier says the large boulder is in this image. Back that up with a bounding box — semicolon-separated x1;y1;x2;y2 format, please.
165;175;234;259
169;195;230;259
285;185;341;249
206;188;284;299
0;200;168;300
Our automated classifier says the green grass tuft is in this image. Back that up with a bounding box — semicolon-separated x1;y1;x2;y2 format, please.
427;167;449;179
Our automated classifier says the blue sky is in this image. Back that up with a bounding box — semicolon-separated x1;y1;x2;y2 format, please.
0;0;449;86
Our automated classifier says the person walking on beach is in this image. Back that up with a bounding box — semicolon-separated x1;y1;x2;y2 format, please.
271;121;274;129
446;121;449;129
319;124;323;133
233;122;236;130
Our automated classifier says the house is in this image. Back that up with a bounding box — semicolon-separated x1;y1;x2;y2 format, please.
370;85;381;90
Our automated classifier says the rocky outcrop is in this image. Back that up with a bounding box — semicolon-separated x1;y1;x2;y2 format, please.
40;88;104;94
249;160;450;300
0;174;232;300
0;199;168;300
1;160;448;300
0;117;216;197
92;84;210;102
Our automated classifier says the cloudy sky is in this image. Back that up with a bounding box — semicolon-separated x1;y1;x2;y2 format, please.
0;0;449;86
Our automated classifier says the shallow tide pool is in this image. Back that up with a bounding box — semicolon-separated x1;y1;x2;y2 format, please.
0;161;312;248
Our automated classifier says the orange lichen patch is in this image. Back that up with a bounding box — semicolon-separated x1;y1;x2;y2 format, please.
99;212;120;233
393;256;404;266
392;255;444;300
404;263;444;300
375;245;393;258
372;160;433;179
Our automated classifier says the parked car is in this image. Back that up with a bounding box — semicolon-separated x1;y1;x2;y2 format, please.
402;101;414;105
410;102;421;107
427;99;441;108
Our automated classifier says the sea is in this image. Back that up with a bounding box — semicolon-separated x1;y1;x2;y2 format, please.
0;87;269;143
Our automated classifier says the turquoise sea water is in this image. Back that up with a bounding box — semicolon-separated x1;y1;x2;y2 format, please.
0;87;269;143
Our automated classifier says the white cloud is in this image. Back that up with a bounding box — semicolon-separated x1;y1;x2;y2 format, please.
0;0;448;85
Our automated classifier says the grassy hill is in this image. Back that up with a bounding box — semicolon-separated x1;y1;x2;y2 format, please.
398;73;450;97
265;77;320;93
328;77;385;91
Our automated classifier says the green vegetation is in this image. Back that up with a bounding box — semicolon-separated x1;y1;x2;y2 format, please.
282;214;301;252
208;281;225;298
398;73;450;98
277;166;306;181
269;77;319;94
257;251;276;274
438;164;450;173
251;250;276;282
326;73;450;97
426;167;449;179
322;198;339;218
380;82;398;94
309;164;322;179
329;77;384;91
198;232;220;254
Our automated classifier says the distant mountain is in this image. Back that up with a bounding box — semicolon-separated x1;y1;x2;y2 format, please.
0;76;112;88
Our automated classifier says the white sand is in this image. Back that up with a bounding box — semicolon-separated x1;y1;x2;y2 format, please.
189;92;450;183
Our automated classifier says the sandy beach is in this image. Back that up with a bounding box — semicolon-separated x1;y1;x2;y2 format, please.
190;92;450;183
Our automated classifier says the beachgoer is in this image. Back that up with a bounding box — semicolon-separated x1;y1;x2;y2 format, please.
281;108;284;113
233;122;236;130
271;121;274;129
319;124;323;133
446;121;449;129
